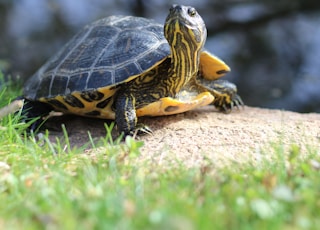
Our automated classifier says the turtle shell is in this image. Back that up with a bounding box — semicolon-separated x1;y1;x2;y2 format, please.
24;16;170;100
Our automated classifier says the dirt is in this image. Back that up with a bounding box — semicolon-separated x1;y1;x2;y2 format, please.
46;106;320;167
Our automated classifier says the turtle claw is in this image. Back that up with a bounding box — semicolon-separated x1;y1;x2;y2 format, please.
127;124;153;139
232;94;244;110
135;124;153;136
215;94;244;113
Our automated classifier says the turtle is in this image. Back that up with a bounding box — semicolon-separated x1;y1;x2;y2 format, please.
20;4;243;136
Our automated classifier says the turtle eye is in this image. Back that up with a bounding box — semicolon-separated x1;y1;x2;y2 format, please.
188;7;197;17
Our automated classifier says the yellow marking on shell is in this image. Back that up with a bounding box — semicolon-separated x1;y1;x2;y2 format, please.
41;87;118;119
200;51;230;80
136;92;214;117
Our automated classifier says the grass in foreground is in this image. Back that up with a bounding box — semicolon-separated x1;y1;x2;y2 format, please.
0;76;320;229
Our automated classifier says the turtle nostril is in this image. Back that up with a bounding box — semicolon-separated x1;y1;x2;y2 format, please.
170;4;182;13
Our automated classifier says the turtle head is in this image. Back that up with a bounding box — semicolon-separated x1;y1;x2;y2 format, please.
164;5;207;52
163;5;207;94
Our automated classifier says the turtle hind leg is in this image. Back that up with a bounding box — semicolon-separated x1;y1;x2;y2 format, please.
18;98;54;132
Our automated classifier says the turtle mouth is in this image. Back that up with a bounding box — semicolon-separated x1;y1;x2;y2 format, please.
166;5;197;28
164;5;206;45
165;13;185;29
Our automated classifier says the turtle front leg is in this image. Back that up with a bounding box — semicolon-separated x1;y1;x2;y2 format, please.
114;92;152;137
196;78;244;113
114;93;137;136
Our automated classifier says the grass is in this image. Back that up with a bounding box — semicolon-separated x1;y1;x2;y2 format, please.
1;73;320;229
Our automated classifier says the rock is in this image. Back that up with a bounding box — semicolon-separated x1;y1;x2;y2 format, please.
47;106;320;167
139;106;320;167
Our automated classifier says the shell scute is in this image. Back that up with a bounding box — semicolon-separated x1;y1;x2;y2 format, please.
24;15;170;101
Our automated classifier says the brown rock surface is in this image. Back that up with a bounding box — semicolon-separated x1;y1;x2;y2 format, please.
47;106;320;167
